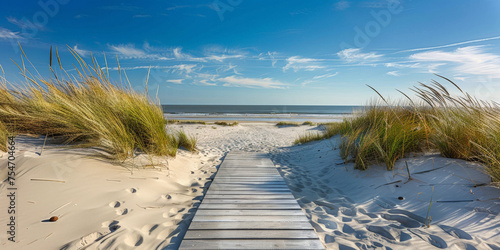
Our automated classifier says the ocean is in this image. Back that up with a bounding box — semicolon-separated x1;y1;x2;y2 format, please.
162;105;363;123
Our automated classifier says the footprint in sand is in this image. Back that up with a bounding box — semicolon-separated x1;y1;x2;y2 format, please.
340;207;357;217
161;194;172;200
124;232;143;247
409;229;447;248
109;201;121;208
381;213;421;228
116;208;128;215
140;224;159;235
439;225;472;240
102;220;121;232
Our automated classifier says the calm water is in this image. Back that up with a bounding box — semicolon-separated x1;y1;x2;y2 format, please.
162;105;363;123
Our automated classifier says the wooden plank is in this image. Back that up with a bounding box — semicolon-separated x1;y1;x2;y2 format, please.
199;203;302;210
202;199;297;204
193;215;309;222
206;190;294;195
179;239;324;249
187;221;315;230
184;230;317;239
204;194;295;199
194;209;305;216
209;184;290;188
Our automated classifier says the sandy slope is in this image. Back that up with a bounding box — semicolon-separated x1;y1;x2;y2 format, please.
1;123;499;249
0;137;217;249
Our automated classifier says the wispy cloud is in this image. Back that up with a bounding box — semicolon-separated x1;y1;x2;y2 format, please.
206;54;244;62
109;44;172;60
398;36;500;53
7;17;46;31
218;76;288;89
173;47;206;62
199;79;217;86
171;64;198;74
337;48;382;63
73;45;89;57
387;71;400;76
110;44;147;58
216;63;239;74
334;1;351;10
0;27;22;39
312;72;338;80
166;79;183;84
410;46;500;78
283;56;324;72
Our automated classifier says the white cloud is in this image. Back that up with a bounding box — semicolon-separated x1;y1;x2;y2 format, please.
387;71;400;76
166;79;183;84
171;64;197;74
217;76;288;89
312;72;338;80
283;56;324;72
7;17;46;31
109;44;147;58
206;54;244;62
173;47;206;62
410;46;500;78
199;79;216;86
133;14;151;18
268;52;278;67
73;45;89;57
335;1;350;10
0;27;22;39
398;36;500;53
337;48;382;63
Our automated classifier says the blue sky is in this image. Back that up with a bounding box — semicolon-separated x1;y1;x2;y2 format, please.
1;0;500;105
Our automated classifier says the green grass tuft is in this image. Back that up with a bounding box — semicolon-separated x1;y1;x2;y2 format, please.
276;121;300;127
0;121;7;152
0;47;177;160
294;132;325;145
302;121;315;126
214;121;238;126
308;76;500;181
176;130;197;151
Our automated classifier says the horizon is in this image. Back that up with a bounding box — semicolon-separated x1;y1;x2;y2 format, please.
1;0;499;105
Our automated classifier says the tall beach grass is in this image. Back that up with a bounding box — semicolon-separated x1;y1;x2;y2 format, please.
296;76;500;181
0;47;184;160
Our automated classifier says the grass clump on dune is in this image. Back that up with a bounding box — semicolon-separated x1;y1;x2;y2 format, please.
276;121;301;127
176;130;197;151
0;121;8;152
294;132;325;145
214;121;238;126
0;47;178;160
337;103;427;170
297;75;500;181
302;121;315;126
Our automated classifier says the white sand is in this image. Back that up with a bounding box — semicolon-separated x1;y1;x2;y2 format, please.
1;122;499;249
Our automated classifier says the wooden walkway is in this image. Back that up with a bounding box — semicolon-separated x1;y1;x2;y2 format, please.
179;152;324;249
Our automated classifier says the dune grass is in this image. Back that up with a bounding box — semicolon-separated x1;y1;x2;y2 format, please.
0;47;181;160
214;121;239;126
176;130;197;151
295;76;500;181
302;121;315;126
294;132;325;145
166;120;207;125
276;121;301;127
0;121;7;152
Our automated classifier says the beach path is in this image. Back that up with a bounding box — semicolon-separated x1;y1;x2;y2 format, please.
179;151;324;249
